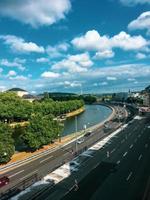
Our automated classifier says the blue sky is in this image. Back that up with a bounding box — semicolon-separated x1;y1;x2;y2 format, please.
0;0;150;94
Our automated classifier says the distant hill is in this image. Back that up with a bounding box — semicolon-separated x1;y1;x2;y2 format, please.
7;88;27;92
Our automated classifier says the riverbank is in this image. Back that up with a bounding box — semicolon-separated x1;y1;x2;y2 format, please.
0;104;115;172
9;107;85;128
66;106;85;118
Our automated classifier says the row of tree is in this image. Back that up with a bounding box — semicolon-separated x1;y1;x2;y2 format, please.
0;92;84;163
0;92;84;123
42;92;97;104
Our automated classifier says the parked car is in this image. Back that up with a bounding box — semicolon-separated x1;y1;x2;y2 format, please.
0;176;9;188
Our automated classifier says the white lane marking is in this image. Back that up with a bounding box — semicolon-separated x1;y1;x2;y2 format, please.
138;154;142;161
130;144;133;149
126;172;132;181
138;134;141;138
117;160;120;165
20;170;38;181
123;152;128;157
129;133;131;136
8;170;24;178
110;148;116;154
40;155;53;163
145;144;148;148
134;138;137;143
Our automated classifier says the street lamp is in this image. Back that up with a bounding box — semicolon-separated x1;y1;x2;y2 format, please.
75;116;78;153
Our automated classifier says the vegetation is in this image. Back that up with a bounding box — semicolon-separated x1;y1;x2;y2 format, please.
42;92;97;104
0;92;84;163
22;114;63;150
0;122;15;163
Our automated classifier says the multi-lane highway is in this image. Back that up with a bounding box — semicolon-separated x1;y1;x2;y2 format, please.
0;105;127;198
32;114;150;200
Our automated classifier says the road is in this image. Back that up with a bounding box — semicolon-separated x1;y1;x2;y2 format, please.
33;114;150;200
0;105;126;198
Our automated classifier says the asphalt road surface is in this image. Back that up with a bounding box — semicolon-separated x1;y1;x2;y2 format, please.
35;115;150;200
0;105;126;197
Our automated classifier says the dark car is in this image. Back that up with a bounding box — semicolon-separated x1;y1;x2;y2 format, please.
84;131;92;137
0;176;9;188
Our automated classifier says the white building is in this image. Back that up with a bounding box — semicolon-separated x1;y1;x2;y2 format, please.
7;88;29;97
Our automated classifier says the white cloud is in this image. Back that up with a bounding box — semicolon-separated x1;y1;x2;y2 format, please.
101;81;108;85
72;30;110;51
111;31;148;51
41;71;60;78
128;12;150;35
64;81;81;88
136;53;147;59
0;0;71;28
106;76;117;81
0;58;25;71
46;42;69;58
36;57;49;63
81;64;150;80
9;75;28;81
94;50;115;59
7;70;17;76
128;78;136;81
72;30;148;52
120;0;150;6
0;35;44;53
93;81;108;86
52;52;93;73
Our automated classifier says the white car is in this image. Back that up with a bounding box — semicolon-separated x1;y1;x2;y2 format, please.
77;138;84;144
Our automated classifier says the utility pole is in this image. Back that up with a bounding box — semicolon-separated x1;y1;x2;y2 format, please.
75;116;78;153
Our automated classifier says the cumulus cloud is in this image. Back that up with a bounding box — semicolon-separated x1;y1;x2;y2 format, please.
0;58;25;71
0;0;71;28
128;11;150;35
7;70;17;76
0;35;44;53
46;42;69;58
9;75;28;81
128;78;136;81
36;57;49;63
0;68;3;73
52;52;93;73
64;81;82;88
136;53;147;59
94;50;115;59
106;76;117;81
41;71;60;78
72;30;148;52
120;0;150;6
72;30;110;51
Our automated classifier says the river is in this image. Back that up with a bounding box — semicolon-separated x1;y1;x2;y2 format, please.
62;104;112;136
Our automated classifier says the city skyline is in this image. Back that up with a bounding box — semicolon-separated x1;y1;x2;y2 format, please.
0;0;150;94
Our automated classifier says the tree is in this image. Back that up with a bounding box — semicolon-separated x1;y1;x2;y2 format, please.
22;113;63;150
0;122;15;163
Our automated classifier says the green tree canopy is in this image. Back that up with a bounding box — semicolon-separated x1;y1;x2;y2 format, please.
0;122;15;163
22;113;63;150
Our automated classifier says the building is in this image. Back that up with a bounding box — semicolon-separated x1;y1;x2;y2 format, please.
112;92;129;102
22;94;38;102
141;85;150;107
7;88;29;97
143;93;150;107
